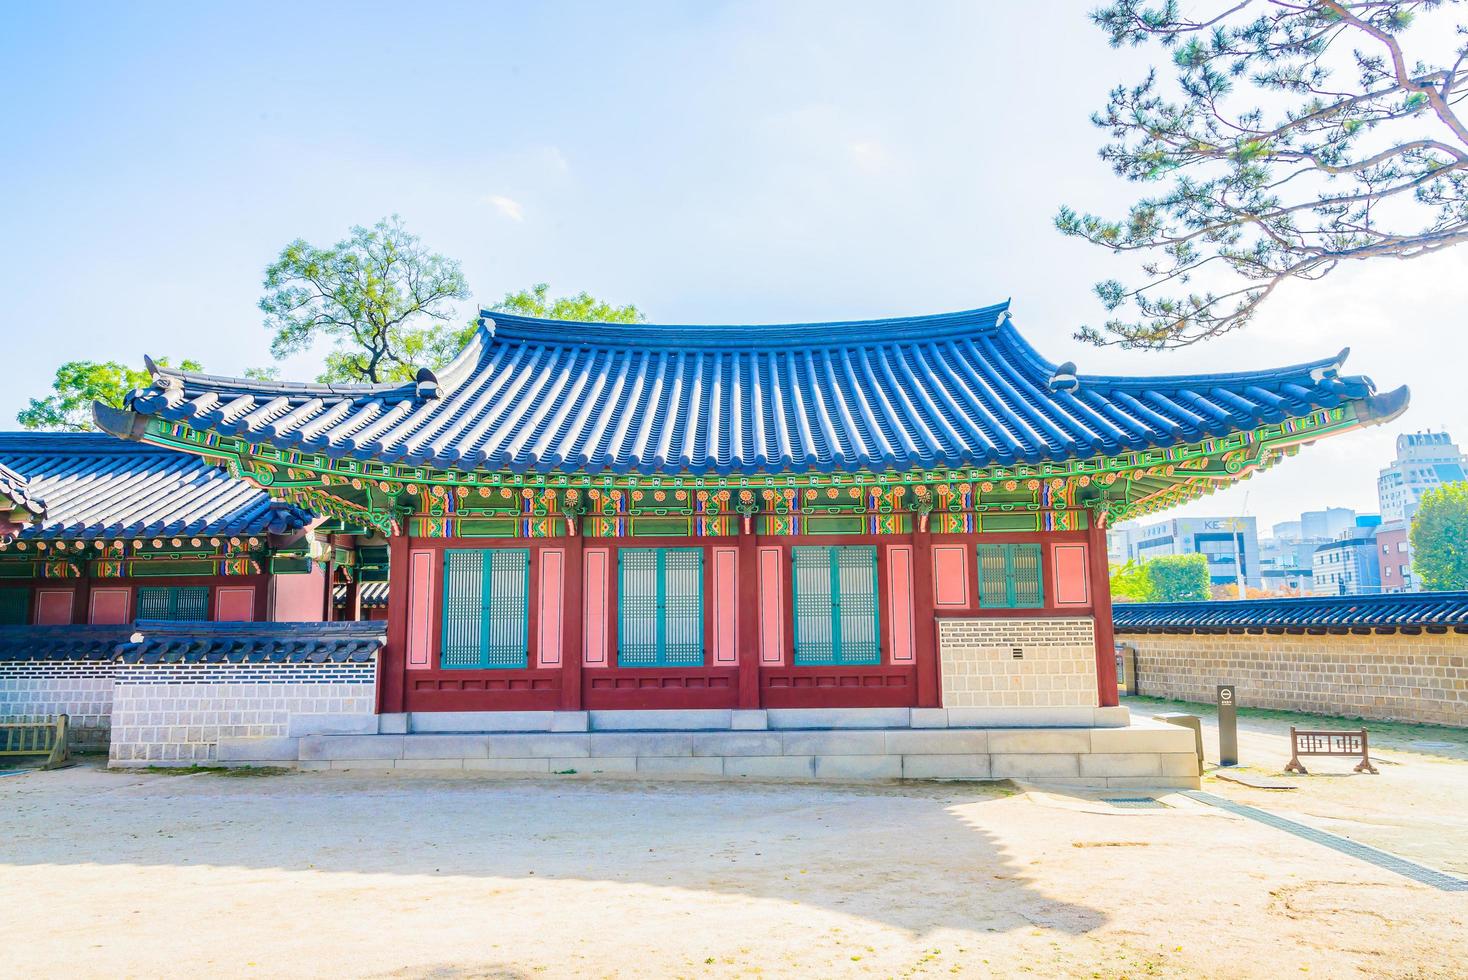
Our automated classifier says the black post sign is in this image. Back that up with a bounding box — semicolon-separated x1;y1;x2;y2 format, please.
1217;684;1238;767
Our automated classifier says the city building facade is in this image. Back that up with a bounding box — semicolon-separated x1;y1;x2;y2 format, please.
1111;516;1261;591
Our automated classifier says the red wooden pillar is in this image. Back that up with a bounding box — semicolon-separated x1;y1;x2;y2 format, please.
379;533;411;714
736;526;760;709
559;531;585;712
911;521;939;708
1088;516;1120;708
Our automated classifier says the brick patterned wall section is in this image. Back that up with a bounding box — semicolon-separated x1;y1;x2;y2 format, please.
0;661;115;750
938;617;1099;708
1122;632;1468;727
109;661;377;765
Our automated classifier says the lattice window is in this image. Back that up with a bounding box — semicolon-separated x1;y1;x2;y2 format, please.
792;546;880;666
976;543;1045;609
136;586;209;621
441;549;529;669
0;588;28;625
618;548;704;667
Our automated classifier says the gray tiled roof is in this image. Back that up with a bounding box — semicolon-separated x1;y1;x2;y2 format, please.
0;433;311;541
116;305;1409;476
0;626;135;662
1113;592;1468;633
118;620;384;663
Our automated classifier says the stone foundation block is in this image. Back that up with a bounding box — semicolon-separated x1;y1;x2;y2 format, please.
723;755;816;778
395;759;465;770
909;708;949;729
946;707;1098;729
1090;726;1193;754
814;754;902;780
780;730;887;756
377;713;409;735
987;729;1092;754
464;758;552;773
551;711;590;732
411;711;553;733
636;756;724;776
691;732;783;757
730;710;768;730
884;730;988;755
901;754;992;779
401;735;491;759
1093;706;1132;728
287;713;377;737
216;736;300;763
485;733;590;758
560;757;636;773
590;732;694;757
589;709;732;731
299;734;404;762
766;708;910;729
1078;752;1163;778
990;752;1082;778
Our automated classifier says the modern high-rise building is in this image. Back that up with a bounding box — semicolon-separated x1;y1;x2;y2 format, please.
1377;431;1466;523
1110;517;1261;591
1375;430;1465;591
1259;507;1360;593
1312;515;1384;595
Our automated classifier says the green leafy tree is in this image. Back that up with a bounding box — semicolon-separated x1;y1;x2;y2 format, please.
1059;1;1468;348
1410;481;1468;590
19;358;201;431
1110;559;1156;602
1145;554;1213;601
490;282;644;324
261;215;470;383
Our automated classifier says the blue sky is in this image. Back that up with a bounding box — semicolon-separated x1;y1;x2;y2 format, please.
4;1;1462;531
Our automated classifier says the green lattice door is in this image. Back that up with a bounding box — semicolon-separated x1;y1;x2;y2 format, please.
441;549;530;669
792;546;880;665
976;543;1045;609
0;589;28;625
136;586;209;621
618;548;704;667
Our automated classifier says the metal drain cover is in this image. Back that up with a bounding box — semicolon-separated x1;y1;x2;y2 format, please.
1101;797;1169;809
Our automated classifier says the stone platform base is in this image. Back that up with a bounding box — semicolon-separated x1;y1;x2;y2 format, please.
206;710;1200;789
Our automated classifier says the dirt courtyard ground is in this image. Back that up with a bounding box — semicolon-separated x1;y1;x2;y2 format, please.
2;753;1464;979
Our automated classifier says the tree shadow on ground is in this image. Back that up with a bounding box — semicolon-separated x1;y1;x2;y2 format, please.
0;766;1107;939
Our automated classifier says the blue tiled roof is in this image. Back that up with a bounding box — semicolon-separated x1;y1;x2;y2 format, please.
0;433;312;540
1113;592;1468;632
118;620;384;663
117;303;1408;476
0;625;135;662
0;458;46;519
334;581;390;607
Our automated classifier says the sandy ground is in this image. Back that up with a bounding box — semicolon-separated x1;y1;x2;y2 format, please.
1125;696;1468;875
1;760;1464;979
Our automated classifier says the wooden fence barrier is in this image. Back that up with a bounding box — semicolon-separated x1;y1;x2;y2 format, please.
0;714;71;770
1284;726;1378;775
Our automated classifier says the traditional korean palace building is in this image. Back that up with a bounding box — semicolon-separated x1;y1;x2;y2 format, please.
0;432;377;625
69;302;1407;780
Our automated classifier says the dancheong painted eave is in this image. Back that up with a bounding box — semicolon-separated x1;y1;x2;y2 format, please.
108;303;1409;477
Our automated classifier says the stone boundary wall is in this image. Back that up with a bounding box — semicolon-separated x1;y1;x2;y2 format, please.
110;661;377;766
939;617;1098;708
1119;631;1468;727
0;661;115;750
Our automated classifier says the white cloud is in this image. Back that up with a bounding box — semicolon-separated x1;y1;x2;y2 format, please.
482;194;525;222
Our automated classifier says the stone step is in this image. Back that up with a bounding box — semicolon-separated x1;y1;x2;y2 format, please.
210;723;1200;789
